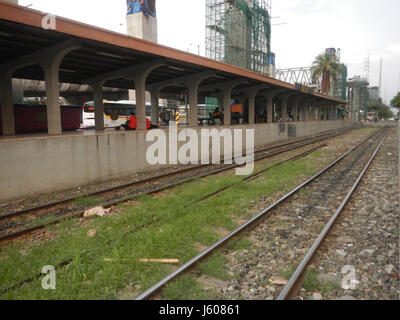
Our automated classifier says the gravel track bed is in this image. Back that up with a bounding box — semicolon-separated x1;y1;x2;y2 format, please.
202;128;385;300
299;126;399;300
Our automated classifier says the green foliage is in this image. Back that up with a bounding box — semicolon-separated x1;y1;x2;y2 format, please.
311;53;342;80
198;254;232;281
367;98;394;120
163;275;212;300
311;53;342;94
390;92;400;110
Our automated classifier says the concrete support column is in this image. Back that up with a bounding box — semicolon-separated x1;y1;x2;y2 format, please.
316;105;321;121
332;106;337;120
187;81;200;127
263;89;286;124
281;98;288;122
236;85;269;125
133;75;147;130
132;63;164;130
266;95;274;123
278;92;297;122
323;106;328;120
0;71;15;135
248;94;255;124
150;88;160;125
299;102;304;121
42;62;62;135
91;82;105;130
304;102;310;121
222;90;232;126
39;40;82;135
293;100;299;122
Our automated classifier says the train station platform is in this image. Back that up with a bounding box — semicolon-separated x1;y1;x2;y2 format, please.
0;120;353;202
0;2;352;202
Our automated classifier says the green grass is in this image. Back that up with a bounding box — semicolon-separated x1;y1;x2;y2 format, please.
0;148;328;300
162;275;213;300
197;254;231;281
279;266;340;294
72;196;99;207
226;238;252;251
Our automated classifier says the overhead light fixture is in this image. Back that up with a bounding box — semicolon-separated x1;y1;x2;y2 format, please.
60;68;76;73
168;66;185;72
96;51;124;59
0;31;12;37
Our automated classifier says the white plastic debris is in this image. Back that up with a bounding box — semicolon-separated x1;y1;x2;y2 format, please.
83;206;110;218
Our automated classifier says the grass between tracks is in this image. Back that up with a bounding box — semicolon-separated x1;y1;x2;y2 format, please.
0;128;378;300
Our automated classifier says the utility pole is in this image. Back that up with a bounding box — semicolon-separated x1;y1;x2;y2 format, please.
379;58;383;99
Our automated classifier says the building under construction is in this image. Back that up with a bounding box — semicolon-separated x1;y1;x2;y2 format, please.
205;0;272;76
347;76;369;122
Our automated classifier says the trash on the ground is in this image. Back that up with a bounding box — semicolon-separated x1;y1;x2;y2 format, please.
139;259;180;264
313;293;323;300
103;258;180;264
270;276;288;285
87;229;97;238
83;206;110;218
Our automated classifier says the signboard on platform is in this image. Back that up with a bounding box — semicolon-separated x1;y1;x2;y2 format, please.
231;104;243;113
205;97;218;110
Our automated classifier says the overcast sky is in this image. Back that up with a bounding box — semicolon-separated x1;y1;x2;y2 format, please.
18;0;400;104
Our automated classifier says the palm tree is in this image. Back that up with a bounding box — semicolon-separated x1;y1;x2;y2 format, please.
311;53;342;95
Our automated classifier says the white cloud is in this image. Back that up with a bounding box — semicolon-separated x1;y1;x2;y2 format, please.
386;44;400;54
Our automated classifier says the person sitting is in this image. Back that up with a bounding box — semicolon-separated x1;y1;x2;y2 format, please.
212;108;223;125
119;112;137;131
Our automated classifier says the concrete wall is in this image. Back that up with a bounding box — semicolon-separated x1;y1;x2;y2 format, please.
0;120;352;202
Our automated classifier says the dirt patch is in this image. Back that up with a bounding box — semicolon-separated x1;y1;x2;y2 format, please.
151;192;168;199
194;242;209;253
196;275;229;290
211;228;231;238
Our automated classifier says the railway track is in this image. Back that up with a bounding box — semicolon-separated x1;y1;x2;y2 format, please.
276;128;390;300
0;126;369;295
133;126;389;300
0;126;361;244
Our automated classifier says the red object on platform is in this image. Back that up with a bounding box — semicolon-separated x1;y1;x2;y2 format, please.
0;104;81;134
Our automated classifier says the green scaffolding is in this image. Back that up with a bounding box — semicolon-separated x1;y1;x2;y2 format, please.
206;0;272;75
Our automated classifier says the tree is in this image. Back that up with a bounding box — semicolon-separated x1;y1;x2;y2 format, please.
391;92;400;111
368;99;394;120
311;53;342;94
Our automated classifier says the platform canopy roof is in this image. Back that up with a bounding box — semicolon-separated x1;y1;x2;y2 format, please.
0;1;345;103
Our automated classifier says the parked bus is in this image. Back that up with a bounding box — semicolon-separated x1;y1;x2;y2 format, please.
81;100;157;129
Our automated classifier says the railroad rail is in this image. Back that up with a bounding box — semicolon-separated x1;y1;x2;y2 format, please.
0;126;371;295
0;126;361;244
276;129;390;300
134;126;389;300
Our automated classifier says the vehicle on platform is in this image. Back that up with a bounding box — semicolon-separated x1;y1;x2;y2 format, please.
80;100;171;129
0;104;81;134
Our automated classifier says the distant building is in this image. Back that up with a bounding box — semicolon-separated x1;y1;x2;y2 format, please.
347;76;369;122
368;86;379;102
